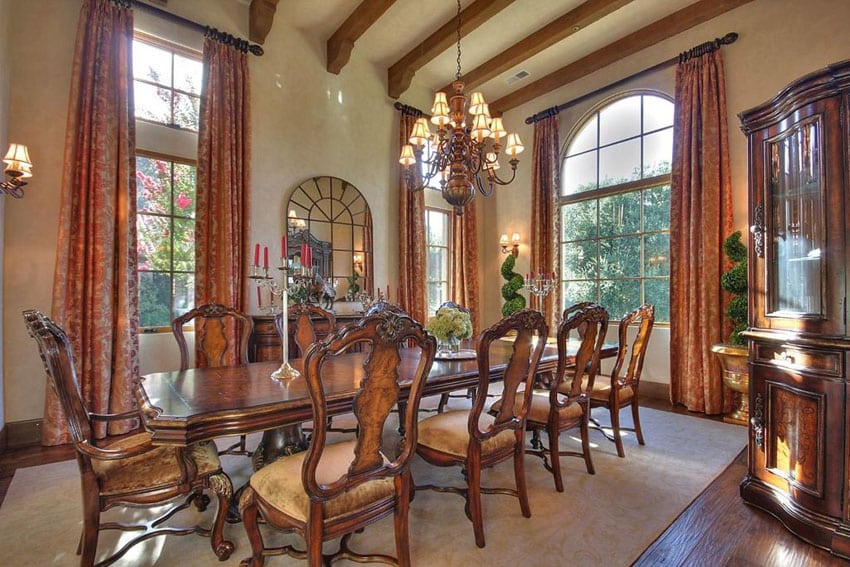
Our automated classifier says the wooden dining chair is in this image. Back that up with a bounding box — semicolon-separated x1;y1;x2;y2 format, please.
276;303;336;359
238;310;437;567
514;303;609;492
415;309;548;548
172;303;254;456
588;303;655;457
435;301;476;413
23;309;234;566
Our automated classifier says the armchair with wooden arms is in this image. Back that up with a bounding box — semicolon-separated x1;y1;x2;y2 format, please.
588;303;655;457
515;303;609;492
23;309;234;566
415;309;548;548
172;302;254;456
238;310;437;567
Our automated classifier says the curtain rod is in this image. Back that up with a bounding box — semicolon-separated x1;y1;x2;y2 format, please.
132;0;264;56
525;32;738;124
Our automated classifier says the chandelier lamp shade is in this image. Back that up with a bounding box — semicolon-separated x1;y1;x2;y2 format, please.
398;0;523;216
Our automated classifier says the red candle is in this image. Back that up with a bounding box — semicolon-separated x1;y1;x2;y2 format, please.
386;285;390;300
281;234;287;259
263;246;269;269
253;243;260;267
257;286;262;307
306;246;312;266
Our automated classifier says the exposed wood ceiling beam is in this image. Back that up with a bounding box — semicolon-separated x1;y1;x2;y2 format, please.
249;0;280;45
387;0;516;99
440;0;633;94
491;0;756;114
327;0;397;75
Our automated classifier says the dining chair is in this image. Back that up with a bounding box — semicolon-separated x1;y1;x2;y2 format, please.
172;303;254;456
363;300;408;317
588;303;655;457
23;309;233;566
435;301;476;413
238;310;437;567
508;303;609;492
415;308;548;548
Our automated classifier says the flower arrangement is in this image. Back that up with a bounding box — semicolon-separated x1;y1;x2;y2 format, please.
426;306;473;343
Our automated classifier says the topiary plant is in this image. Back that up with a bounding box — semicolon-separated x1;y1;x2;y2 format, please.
721;231;748;345
500;253;526;316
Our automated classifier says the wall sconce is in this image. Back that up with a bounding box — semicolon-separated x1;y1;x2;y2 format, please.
287;209;306;232
1;144;33;198
500;232;520;257
353;254;364;273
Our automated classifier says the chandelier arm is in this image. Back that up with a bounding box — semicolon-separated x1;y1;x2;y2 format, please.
486;161;519;186
474;173;495;197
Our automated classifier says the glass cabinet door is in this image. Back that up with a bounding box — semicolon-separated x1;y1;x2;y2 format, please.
766;116;824;318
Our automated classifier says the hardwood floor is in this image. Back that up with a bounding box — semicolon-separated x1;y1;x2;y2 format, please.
1;401;848;565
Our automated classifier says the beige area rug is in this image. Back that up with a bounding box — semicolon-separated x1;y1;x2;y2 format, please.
0;404;745;567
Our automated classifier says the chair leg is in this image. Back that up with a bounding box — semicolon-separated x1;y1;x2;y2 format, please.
547;425;563;492
514;443;531;519
397;401;407;436
467;458;486;548
610;406;625;458
80;487;100;566
209;473;235;560
580;413;595;475
631;401;645;446
239;487;266;567
437;393;450;413
394;473;412;567
306;510;324;567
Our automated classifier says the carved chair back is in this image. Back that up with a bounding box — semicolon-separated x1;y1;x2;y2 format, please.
363;300;409;318
609;304;655;392
300;311;436;500
277;303;337;358
555;304;609;400
172;303;253;370
473;309;548;442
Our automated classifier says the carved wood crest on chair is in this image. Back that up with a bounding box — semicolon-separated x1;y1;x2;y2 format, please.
23;309;234;566
238;311;437;566
415;308;548;548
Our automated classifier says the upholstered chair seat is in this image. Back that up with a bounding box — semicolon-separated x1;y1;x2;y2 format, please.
492;391;583;425
417;410;516;458
92;437;220;496
246;440;393;523
575;378;635;404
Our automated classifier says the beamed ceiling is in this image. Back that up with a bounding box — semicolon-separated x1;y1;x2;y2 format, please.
249;0;754;114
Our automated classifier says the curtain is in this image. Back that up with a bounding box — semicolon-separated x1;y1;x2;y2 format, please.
195;35;251;366
47;0;137;444
669;50;734;414
451;201;481;333
397;112;428;325
530;113;561;331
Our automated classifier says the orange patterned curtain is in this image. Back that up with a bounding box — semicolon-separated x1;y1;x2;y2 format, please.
195;35;251;366
670;50;734;414
530;112;561;330
397;111;427;324
451;201;480;333
47;0;138;444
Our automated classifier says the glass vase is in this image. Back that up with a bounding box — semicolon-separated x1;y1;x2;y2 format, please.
439;334;460;355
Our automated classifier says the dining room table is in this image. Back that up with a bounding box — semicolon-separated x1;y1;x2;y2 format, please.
135;337;617;559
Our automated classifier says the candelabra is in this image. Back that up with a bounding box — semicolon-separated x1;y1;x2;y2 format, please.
249;263;300;380
523;272;556;299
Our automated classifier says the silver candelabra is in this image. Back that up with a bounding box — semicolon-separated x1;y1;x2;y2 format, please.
523;271;556;298
249;263;300;380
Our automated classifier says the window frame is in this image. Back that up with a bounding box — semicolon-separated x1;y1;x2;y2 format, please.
558;90;673;323
424;206;453;317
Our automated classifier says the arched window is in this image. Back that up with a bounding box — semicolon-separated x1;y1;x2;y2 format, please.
559;92;673;321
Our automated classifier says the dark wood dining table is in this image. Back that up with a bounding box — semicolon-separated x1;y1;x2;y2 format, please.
134;338;616;559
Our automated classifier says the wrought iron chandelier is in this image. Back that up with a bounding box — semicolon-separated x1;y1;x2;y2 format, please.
398;0;524;216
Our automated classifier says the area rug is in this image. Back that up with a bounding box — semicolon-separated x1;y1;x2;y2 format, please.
0;406;745;566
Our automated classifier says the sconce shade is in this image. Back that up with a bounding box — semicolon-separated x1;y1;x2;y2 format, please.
499;233;509;246
4;144;32;178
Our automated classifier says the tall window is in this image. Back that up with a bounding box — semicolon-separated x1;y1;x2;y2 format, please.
560;92;673;322
133;34;201;328
425;208;451;315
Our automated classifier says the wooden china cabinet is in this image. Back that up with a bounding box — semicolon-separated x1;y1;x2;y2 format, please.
739;60;850;557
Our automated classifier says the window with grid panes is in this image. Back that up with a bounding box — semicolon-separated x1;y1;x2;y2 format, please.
559;92;672;322
425;208;451;316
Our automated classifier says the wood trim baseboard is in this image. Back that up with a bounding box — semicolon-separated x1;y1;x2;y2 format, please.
4;419;43;450
641;380;669;401
0;424;6;453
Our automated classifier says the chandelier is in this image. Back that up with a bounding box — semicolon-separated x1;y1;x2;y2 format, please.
398;0;523;216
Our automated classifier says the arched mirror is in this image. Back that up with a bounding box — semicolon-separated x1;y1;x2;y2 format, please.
286;176;373;299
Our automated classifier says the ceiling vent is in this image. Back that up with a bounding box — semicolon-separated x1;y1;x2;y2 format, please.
506;70;530;85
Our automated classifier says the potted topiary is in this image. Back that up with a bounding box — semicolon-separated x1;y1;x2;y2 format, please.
500;252;525;316
711;231;749;425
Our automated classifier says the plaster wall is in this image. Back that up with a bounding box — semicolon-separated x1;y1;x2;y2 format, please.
0;0;10;430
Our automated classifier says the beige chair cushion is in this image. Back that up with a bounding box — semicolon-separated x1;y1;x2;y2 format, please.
249;440;394;523
92;435;221;496
560;376;635;404
417;410;516;458
492;391;583;426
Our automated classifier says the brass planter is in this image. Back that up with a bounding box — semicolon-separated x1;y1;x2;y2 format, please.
711;343;749;425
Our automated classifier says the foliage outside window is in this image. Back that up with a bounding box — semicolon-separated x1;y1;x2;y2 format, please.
425;208;451;315
136;154;197;328
133;33;202;131
560;93;673;322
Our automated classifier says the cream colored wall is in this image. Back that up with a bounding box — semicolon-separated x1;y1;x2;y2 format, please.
483;0;850;387
0;0;10;429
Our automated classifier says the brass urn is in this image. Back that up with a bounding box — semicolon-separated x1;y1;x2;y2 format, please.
711;343;749;425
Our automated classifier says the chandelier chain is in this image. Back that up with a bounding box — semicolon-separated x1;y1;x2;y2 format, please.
455;0;462;81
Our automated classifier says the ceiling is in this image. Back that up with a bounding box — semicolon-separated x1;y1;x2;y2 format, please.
251;0;752;113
